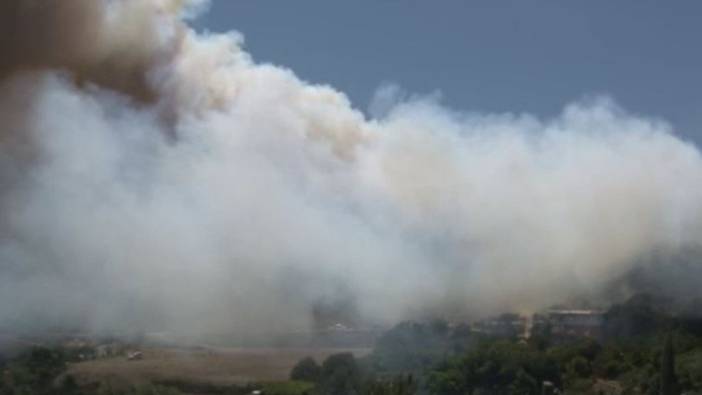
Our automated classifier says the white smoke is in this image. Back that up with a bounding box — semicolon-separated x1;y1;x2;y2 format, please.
0;0;701;335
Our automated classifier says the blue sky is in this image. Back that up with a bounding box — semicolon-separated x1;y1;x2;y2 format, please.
195;1;701;144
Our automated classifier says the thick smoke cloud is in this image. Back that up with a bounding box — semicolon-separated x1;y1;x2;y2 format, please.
1;0;701;336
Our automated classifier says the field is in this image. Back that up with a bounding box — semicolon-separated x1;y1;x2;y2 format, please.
68;347;371;387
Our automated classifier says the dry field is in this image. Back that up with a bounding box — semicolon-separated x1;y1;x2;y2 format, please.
68;347;371;387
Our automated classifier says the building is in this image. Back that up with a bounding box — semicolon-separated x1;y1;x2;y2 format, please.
472;313;527;338
546;309;604;338
471;309;605;340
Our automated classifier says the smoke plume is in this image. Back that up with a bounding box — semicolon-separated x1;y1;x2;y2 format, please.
1;0;701;335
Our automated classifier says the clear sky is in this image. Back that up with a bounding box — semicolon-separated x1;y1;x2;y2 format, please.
194;1;702;145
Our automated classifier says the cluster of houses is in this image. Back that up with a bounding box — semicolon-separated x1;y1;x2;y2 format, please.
61;337;143;361
472;309;605;339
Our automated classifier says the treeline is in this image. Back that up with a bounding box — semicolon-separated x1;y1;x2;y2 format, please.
289;294;702;394
3;293;702;394
290;353;417;395
0;345;183;395
0;346;310;395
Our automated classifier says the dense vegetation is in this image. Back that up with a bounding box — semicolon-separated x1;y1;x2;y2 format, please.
289;295;702;394
0;346;182;395
0;347;311;395
2;294;702;394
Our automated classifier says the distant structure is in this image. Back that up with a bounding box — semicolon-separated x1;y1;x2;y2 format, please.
473;309;605;339
126;351;143;361
95;343;122;358
327;323;352;332
545;309;604;338
472;313;527;338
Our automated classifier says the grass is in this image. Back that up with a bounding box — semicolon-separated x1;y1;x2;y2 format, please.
68;346;369;388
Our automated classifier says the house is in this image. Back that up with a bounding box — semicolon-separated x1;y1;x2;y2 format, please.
546;309;604;338
472;313;527;338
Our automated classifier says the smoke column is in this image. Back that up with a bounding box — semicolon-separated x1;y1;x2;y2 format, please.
0;0;701;335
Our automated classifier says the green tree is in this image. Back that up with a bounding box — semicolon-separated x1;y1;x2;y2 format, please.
0;346;69;395
319;353;362;395
361;375;416;395
371;321;452;373
566;356;590;378
428;340;560;395
660;332;679;395
291;357;322;382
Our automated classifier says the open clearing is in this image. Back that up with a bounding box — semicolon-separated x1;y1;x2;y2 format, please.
68;347;371;387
